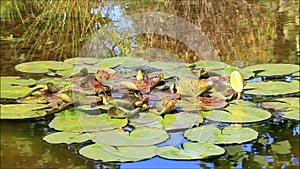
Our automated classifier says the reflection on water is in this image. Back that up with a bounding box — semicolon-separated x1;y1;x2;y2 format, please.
1;119;299;168
0;0;299;168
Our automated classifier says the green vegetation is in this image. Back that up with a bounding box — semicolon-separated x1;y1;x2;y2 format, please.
0;57;299;161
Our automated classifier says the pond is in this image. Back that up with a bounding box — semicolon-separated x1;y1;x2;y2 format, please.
0;0;299;168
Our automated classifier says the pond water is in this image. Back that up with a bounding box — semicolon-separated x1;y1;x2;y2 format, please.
1;0;299;168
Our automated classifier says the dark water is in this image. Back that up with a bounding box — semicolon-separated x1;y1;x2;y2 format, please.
1;0;299;168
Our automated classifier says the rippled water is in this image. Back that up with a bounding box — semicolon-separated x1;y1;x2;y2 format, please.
1;0;299;168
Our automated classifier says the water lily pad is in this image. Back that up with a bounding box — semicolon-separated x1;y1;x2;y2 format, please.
188;60;228;70
99;57;127;68
242;63;299;76
211;66;254;79
271;140;291;154
99;57;149;68
129;113;163;129
43;132;93;144
177;97;228;111
261;97;299;120
1;86;34;99
184;125;258;144
202;101;271;123
1;76;36;87
15;61;73;73
56;68;80;77
147;61;186;70
163;112;203;131
121;57;149;68
0;104;48;119
49;109;127;132
156;142;225;160
163;68;196;79
37;77;73;87
91;127;169;146
176;77;211;97
79;143;156;162
64;57;100;65
244;80;299;95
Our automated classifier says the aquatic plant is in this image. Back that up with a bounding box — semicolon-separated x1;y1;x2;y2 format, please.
1;58;299;162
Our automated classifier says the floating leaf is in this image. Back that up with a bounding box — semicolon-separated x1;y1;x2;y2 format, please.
211;66;254;79
188;60;228;70
176;77;211;97
202;101;271;123
178;97;228;111
184;125;258;144
49;109;127;132
99;57;149;68
64;57;100;65
1;86;34;99
129;113;163;129
271;140;291;154
43;132;93;144
37;77;73;87
121;57;149;68
0;104;48;119
156;142;225;160
79;143;156;162
147;61;186;70
99;57;128;68
242;63;299;76
56;68;80;77
261;97;299;120
163;68;196;79
162;112;203;131
15;61;73;73
1;76;36;87
244;81;299;95
91;127;169;146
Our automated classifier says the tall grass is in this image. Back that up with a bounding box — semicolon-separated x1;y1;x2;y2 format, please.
19;0;109;61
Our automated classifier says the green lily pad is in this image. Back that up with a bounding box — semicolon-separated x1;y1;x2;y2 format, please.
156;142;225;160
202;101;271;123
0;104;48;119
99;57;149;68
121;57;149;68
1;76;36;87
271;140;291;154
64;57;100;65
211;66;254;79
15;61;73;74
43;132;93;144
79;144;156;162
49;109;127;132
261;97;299;120
176;77;211;97
91;127;169;146
244;80;299;95
147;61;186;70
162;112;203;131
99;57;127;68
163;68;196;79
1;86;34;99
242;63;299;76
56;68;80;77
130;112;203;131
37;77;73;87
129;113;163;129
188;60;228;70
184;125;258;144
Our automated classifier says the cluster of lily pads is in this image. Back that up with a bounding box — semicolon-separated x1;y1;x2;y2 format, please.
0;57;299;162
